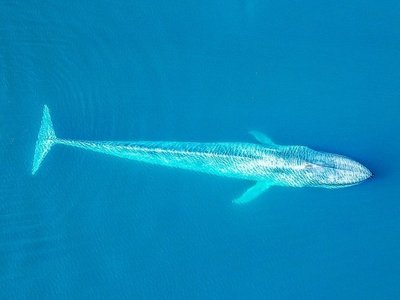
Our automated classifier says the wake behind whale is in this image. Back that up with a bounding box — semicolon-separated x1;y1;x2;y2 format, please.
32;105;372;204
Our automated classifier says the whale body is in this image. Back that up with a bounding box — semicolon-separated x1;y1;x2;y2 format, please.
32;105;372;204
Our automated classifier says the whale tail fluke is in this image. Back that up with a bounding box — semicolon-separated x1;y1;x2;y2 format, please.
32;105;57;175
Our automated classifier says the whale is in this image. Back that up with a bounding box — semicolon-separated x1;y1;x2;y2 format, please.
32;105;372;204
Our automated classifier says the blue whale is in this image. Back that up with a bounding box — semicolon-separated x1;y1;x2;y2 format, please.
32;105;372;204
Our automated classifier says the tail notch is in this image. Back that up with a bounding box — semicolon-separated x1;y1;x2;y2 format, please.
32;105;57;175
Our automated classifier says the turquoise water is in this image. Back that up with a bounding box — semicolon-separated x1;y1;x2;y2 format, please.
1;1;400;299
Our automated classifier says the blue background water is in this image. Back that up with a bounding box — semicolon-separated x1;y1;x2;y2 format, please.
1;1;400;299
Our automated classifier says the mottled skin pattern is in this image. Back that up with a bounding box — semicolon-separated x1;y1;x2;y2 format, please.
32;105;372;199
56;140;371;188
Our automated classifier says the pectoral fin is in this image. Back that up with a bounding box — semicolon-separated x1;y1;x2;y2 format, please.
249;131;279;148
233;181;273;204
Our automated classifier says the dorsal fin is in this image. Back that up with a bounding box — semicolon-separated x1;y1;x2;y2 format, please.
249;131;279;148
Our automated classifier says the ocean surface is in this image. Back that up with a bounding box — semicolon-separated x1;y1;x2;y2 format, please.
1;1;400;299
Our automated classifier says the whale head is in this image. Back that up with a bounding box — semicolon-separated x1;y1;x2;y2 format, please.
300;148;372;188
